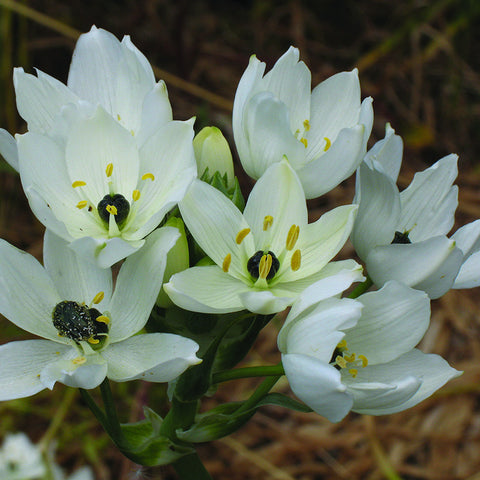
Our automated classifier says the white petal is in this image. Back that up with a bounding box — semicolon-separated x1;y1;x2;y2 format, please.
43;230;112;307
244;160;307;255
238;289;294;315
399;154;458;241
102;333;200;382
260;47;311;133
451;219;480;259
108;226;179;342
60;356;108;389
453;251;480;289
366;236;464;298
349;349;461;415
346;281;430;364
242;92;306;176
0;239;62;342
363;123;403;182
351;162;400;260
279;204;357;282
282;353;353;422
165;266;250;314
298;124;366;198
0;128;19;170
0;340;71;400
179;179;253;281
66;107;139;205
279;297;362;362
13;68;78;133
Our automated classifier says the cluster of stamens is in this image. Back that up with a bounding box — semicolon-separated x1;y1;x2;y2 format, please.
331;339;368;378
222;215;302;283
72;163;155;230
294;119;331;152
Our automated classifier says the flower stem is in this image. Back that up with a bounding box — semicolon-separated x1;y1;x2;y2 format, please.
234;374;282;415
172;452;213;480
212;364;285;384
349;274;373;298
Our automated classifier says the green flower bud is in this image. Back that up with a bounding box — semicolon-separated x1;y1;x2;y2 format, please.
193;126;235;189
156;217;190;308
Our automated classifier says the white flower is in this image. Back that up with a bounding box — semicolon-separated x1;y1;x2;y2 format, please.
16;106;196;268
165;160;361;314
0;433;45;479
233;46;373;199
278;278;461;422
351;125;467;298
0;228;200;400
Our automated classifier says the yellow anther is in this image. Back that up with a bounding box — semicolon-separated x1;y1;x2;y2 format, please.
222;253;232;273
337;339;348;350
76;200;88;209
117;114;121;121
303;119;310;131
72;180;86;188
263;216;274;231
300;137;308;148
358;354;368;367
132;189;141;202
335;356;347;369
344;353;356;363
92;292;104;304
87;337;99;345
130;130;135;136
142;173;155;181
286;225;300;250
106;204;118;216
106;163;114;177
235;228;251;244
72;356;87;365
291;249;301;271
258;253;273;280
324;137;331;151
349;368;358;378
95;315;110;325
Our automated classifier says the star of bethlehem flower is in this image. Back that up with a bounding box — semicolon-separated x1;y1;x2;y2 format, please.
232;46;374;199
350;124;480;298
16;105;196;268
164;160;360;315
278;274;461;422
0;25;174;170
0;228;200;401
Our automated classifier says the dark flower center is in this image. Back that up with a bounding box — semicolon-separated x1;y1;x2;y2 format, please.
247;250;280;280
392;230;412;244
97;194;130;225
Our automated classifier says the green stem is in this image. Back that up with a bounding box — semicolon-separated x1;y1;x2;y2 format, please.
173;452;213;480
235;374;282;415
212;364;285;384
349;275;373;298
79;388;109;431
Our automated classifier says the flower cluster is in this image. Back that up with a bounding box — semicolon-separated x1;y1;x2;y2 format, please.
0;24;472;471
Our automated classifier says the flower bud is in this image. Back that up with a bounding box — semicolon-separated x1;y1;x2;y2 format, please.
193;127;235;189
156;217;189;308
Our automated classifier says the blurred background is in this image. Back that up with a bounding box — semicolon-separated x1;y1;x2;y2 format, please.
1;0;480;479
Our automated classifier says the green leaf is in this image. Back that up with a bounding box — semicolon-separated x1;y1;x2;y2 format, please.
257;393;312;413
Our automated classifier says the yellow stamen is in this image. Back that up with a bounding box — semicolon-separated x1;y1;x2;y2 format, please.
92;292;104;304
142;173;155;181
291;249;301;271
324;137;331;151
106;204;118;216
235;228;251;244
87;337;99;345
222;253;232;272
258;253;273;280
72;180;86;188
106;163;114;177
349;368;358;378
358;354;368;367
335;355;347;369
303;119;310;131
95;315;110;325
286;225;300;250
72;356;87;365
117;114;121;121
132;189;141;201
76;200;88;209
263;216;274;231
300;137;308;148
344;353;356;363
337;339;347;349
